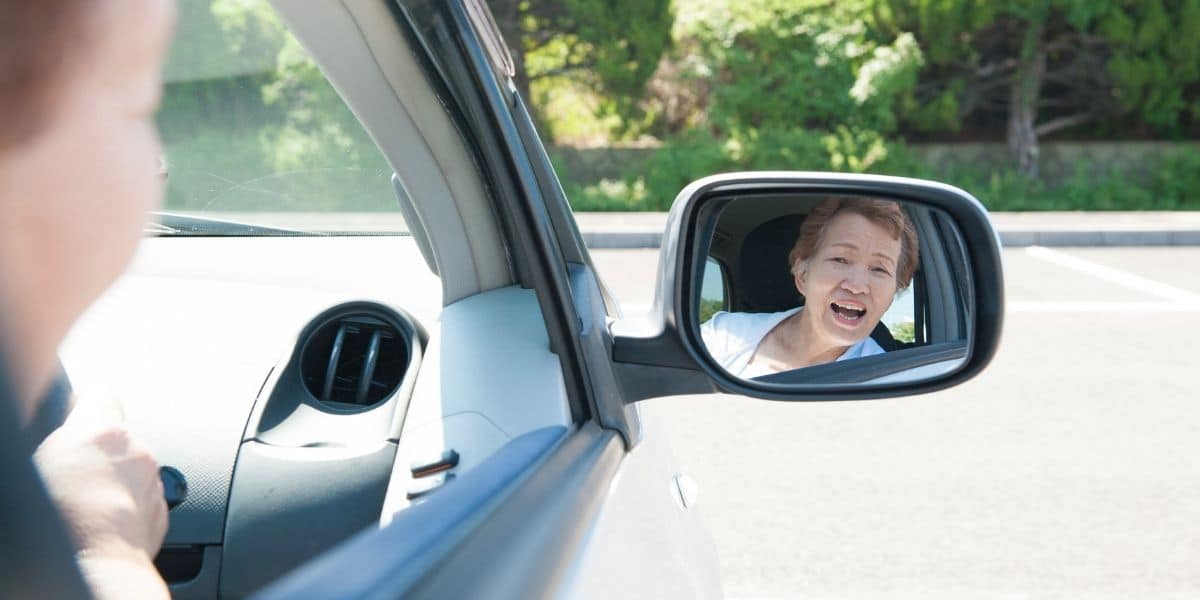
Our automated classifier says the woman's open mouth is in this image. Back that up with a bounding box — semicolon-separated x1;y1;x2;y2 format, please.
830;300;867;326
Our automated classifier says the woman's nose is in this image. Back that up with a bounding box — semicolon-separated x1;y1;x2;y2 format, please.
841;268;869;294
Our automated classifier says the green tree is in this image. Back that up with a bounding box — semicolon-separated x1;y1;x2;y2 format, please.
487;0;674;133
870;0;1200;177
678;0;921;137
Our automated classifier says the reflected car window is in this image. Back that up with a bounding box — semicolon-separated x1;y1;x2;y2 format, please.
699;257;727;323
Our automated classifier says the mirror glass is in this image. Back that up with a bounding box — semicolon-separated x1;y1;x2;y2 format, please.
694;193;972;386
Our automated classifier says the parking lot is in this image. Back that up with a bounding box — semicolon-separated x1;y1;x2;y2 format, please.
592;246;1200;599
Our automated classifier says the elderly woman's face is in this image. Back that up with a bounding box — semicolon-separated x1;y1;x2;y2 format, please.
794;211;901;348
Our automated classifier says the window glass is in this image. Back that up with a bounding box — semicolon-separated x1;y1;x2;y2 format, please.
881;286;916;343
699;257;727;322
157;1;403;235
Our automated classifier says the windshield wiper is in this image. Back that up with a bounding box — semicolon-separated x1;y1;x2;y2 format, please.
147;211;315;237
144;221;180;235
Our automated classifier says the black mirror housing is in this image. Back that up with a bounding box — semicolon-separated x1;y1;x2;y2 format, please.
610;171;1005;403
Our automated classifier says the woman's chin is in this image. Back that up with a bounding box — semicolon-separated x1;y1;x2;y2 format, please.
825;313;877;345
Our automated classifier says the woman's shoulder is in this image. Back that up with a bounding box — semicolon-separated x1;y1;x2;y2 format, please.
703;308;799;341
705;310;756;329
840;334;887;361
705;309;770;330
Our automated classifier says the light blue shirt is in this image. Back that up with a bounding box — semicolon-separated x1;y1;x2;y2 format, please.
699;307;885;378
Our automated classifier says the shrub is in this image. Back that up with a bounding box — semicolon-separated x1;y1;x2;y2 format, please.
1148;149;1200;209
562;143;1200;212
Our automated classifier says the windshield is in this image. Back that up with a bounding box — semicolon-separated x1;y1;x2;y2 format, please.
155;1;405;235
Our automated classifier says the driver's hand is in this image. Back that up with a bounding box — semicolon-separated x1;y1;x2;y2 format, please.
33;396;169;597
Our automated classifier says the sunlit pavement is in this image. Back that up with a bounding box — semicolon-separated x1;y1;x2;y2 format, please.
592;246;1200;600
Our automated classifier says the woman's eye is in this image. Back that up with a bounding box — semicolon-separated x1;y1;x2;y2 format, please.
829;257;849;264
871;266;892;276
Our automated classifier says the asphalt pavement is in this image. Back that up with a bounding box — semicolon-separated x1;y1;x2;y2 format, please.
590;245;1200;600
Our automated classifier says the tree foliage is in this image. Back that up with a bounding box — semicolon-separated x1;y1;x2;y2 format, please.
677;0;922;136
487;0;674;133
583;0;928;205
156;0;1200;213
868;0;1200;174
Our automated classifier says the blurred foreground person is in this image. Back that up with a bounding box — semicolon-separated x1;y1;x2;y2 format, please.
0;1;177;597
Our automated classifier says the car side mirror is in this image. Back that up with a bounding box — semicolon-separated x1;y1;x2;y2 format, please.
610;172;1004;403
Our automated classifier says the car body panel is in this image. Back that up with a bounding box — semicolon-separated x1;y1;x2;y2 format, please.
559;408;723;600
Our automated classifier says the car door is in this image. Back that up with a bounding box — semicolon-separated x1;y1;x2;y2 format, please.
260;0;1007;595
254;0;722;598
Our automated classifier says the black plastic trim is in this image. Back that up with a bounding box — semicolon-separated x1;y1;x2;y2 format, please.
411;449;460;477
164;545;222;598
245;301;425;448
754;340;968;385
155;545;205;583
221;441;397;597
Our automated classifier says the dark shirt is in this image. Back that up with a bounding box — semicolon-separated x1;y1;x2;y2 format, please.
24;368;71;453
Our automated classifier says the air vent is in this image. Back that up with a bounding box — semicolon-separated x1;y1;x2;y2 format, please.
300;314;408;407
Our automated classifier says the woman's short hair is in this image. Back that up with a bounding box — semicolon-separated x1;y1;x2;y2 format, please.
0;2;94;152
787;196;919;291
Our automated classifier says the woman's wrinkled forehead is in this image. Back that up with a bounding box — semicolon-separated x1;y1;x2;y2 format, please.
790;196;919;290
816;211;901;255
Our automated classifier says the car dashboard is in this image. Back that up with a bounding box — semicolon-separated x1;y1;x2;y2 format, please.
58;235;553;598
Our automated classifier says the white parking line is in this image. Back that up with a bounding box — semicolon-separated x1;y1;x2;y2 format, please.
1009;301;1200;313
1024;246;1200;304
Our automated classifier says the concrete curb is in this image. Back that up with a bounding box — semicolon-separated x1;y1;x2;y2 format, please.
576;212;1200;249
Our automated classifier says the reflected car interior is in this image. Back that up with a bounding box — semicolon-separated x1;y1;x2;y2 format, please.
699;195;972;385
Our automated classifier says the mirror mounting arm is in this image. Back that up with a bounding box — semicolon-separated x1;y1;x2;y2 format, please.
609;321;715;404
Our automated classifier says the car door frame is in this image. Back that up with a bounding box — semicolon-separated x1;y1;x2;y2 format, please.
255;1;654;597
393;0;640;442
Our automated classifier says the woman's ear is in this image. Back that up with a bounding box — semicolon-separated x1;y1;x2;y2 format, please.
792;262;808;296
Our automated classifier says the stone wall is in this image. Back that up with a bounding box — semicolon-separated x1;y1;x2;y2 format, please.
549;145;660;182
909;141;1200;181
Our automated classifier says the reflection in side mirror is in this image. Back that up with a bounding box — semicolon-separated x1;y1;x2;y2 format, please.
694;194;971;386
609;172;1003;404
699;257;728;323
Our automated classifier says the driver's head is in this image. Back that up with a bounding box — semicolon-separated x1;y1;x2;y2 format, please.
788;197;919;292
0;0;175;417
785;197;918;348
